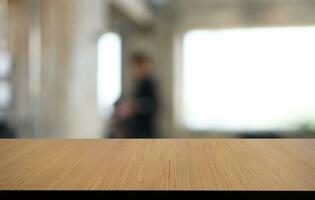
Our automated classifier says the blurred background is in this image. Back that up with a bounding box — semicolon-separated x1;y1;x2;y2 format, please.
0;0;315;139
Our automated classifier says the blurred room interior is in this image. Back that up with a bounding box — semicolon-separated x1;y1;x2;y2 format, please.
0;0;315;139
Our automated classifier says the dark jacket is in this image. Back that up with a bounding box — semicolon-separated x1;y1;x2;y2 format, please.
130;77;158;138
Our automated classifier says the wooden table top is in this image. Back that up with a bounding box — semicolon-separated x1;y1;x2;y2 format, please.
0;139;315;190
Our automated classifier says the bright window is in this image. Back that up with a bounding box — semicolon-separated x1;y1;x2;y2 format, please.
97;33;122;117
182;26;315;132
0;51;12;110
0;82;11;109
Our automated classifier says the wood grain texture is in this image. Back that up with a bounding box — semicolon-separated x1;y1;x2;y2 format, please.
0;139;315;190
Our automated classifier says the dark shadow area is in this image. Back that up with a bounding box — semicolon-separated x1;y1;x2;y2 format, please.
239;132;284;139
0;120;16;139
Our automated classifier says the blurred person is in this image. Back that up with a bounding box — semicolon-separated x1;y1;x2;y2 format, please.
107;52;159;138
129;52;159;138
0;120;16;138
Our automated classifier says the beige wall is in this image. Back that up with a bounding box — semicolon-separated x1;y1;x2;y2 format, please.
9;0;109;138
66;0;109;138
8;0;31;137
0;0;8;50
39;0;73;137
